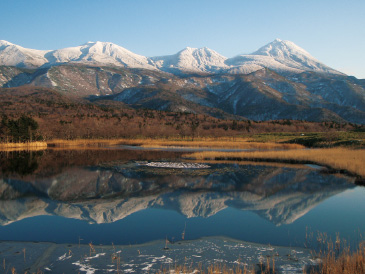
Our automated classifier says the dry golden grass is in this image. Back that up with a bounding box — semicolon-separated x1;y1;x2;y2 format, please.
185;148;365;178
317;242;365;274
47;137;304;150
0;142;47;151
47;139;126;147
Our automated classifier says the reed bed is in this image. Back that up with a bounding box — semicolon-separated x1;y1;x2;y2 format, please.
47;139;125;147
0;141;47;150
185;148;365;178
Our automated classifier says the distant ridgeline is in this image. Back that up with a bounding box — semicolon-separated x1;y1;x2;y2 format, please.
0;115;43;143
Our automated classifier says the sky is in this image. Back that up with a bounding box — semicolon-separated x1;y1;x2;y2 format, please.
1;0;364;78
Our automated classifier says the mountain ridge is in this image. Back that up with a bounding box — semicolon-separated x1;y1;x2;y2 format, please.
1;39;364;124
0;39;344;76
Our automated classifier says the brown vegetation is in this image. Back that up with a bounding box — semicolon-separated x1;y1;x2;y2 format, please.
1;86;362;141
185;148;365;178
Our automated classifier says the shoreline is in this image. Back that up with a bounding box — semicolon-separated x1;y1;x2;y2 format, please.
0;141;47;150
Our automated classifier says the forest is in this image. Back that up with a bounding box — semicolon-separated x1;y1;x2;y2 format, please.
0;86;363;142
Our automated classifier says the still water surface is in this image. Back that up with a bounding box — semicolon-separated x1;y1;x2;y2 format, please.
0;148;363;248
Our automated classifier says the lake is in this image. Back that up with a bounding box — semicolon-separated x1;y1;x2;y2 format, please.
0;147;364;250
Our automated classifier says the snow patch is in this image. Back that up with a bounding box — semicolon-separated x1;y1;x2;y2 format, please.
57;253;72;261
72;261;98;274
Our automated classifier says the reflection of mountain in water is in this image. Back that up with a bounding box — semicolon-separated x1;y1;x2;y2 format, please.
0;162;355;226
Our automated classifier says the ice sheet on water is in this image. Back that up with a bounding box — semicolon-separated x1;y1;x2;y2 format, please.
143;162;210;169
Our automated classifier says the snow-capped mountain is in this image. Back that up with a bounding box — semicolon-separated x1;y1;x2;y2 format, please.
45;41;156;69
0;39;344;75
226;39;341;75
151;47;228;73
3;39;362;123
0;40;49;68
0;40;155;70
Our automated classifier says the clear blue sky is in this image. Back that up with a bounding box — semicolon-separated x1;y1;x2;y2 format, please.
1;0;364;78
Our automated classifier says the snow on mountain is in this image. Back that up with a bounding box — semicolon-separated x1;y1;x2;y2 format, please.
0;40;49;68
46;41;156;69
226;39;343;75
226;54;302;74
0;39;344;75
0;40;155;70
151;47;228;73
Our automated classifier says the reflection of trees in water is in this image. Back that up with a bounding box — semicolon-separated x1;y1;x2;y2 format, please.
0;151;43;176
0;149;182;177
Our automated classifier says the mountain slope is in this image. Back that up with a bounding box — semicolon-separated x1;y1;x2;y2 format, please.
1;65;364;123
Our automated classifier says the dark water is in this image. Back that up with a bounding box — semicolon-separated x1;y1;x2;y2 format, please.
0;149;363;248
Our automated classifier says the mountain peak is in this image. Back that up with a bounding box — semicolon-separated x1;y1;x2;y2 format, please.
179;47;220;53
179;46;197;52
151;46;228;73
252;39;312;59
244;39;343;75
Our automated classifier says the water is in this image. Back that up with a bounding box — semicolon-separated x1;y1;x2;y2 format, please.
0;148;364;248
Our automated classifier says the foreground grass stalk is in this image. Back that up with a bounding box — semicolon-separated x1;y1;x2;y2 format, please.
314;242;365;274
